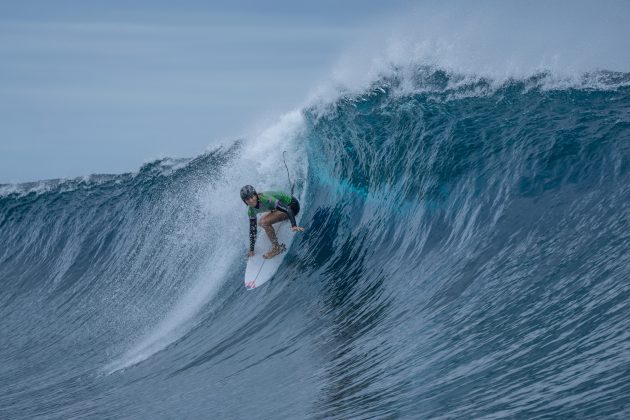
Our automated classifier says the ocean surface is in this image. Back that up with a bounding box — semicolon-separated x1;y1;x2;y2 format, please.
1;68;630;419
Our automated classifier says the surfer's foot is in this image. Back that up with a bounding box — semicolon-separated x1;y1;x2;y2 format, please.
263;244;286;259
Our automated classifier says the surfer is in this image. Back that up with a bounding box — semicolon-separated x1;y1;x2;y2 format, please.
240;185;304;259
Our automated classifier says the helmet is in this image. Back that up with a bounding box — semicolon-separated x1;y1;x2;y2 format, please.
240;185;257;201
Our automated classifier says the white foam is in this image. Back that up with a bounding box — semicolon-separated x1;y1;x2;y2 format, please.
242;110;307;189
104;110;308;374
104;244;238;374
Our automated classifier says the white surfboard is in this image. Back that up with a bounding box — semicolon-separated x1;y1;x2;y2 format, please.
244;220;297;290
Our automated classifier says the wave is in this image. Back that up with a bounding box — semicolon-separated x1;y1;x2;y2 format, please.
1;69;629;419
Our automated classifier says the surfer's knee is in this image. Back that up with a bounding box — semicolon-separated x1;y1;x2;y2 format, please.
258;218;269;228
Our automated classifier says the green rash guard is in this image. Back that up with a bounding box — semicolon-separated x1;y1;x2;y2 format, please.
247;191;297;252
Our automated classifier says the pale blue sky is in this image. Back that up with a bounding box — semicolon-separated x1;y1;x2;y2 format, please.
0;0;412;183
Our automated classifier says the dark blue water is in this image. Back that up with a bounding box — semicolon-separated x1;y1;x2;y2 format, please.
2;70;630;419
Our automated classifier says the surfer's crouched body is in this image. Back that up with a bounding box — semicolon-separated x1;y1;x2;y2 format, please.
240;185;305;259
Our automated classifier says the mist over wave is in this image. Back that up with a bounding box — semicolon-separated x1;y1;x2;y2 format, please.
308;0;630;106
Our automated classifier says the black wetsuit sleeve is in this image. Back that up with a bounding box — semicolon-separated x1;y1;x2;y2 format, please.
249;216;257;252
275;200;297;227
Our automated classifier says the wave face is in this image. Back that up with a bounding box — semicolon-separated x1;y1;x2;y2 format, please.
2;70;630;419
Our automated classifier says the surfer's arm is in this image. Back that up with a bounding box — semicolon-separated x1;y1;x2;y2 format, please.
249;216;257;252
274;200;297;228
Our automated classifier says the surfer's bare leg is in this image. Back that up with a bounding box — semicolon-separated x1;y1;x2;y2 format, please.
259;211;288;258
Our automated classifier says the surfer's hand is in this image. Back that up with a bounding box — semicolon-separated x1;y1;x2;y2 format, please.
291;226;305;232
248;250;255;257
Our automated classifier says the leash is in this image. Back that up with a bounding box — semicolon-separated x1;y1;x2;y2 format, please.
282;151;295;196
